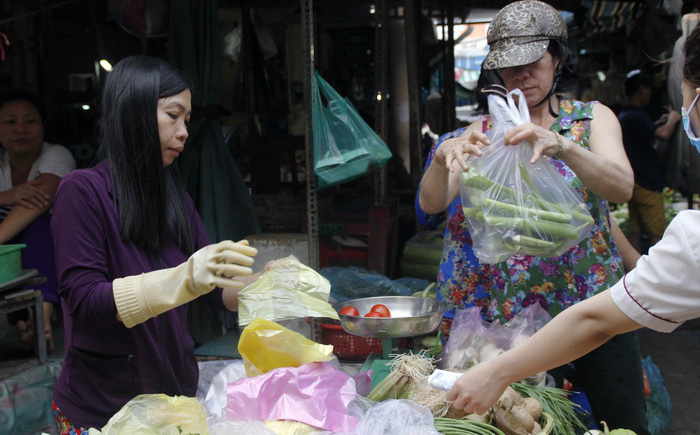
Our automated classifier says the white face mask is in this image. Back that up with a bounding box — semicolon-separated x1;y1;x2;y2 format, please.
681;93;700;153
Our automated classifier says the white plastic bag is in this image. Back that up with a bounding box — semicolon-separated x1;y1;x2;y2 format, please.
353;400;441;435
459;88;594;263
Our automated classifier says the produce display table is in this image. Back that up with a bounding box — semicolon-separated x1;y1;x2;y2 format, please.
0;269;47;364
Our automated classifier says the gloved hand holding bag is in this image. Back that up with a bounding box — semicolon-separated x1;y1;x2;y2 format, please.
113;240;257;328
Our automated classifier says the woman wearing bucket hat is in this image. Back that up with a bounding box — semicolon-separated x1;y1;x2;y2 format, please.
417;0;648;432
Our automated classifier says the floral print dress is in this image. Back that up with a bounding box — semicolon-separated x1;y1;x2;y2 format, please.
416;99;624;322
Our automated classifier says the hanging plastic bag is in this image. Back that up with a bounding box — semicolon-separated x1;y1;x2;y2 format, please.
458;89;594;264
97;394;208;434
312;71;392;189
238;255;338;326
642;356;672;435
238;318;334;377
226;362;358;433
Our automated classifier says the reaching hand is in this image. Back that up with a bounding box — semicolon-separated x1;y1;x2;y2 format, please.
434;130;490;172
445;361;512;416
7;180;50;209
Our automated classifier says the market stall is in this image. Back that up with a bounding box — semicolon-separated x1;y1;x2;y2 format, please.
84;261;596;435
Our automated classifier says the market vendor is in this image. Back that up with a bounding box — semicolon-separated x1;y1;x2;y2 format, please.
50;55;265;432
416;0;647;432
446;23;700;417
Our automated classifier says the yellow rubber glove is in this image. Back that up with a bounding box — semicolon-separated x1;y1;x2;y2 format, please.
113;240;257;328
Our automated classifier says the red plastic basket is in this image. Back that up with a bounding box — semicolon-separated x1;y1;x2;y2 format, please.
317;320;407;361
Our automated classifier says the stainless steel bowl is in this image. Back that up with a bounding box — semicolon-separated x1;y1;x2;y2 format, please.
336;296;447;338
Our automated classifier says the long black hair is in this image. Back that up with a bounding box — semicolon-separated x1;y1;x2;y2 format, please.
99;55;194;255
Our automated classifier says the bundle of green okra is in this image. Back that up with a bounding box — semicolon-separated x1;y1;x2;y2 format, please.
459;168;594;259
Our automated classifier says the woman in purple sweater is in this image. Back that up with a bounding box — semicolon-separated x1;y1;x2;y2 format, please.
50;56;261;432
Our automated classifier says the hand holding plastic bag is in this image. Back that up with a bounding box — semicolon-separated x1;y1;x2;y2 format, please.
237;255;339;326
459;89;594;263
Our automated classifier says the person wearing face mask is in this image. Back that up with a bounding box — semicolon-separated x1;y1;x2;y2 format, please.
417;1;647;431
0;91;76;352
445;23;700;418
49;56;269;433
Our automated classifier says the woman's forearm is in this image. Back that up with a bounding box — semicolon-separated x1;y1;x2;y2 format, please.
221;269;264;312
418;162;456;214
560;138;634;203
0;205;47;244
448;291;644;414
610;219;641;272
491;292;639;384
560;104;634;203
0;189;12;206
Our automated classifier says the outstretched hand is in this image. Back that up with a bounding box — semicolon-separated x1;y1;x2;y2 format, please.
445;361;512;416
434;130;490;172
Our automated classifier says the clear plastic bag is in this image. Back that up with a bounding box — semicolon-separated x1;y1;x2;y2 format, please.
237;255;338;327
352;399;441;435
97;394;208;434
439;305;551;386
459;89;594;264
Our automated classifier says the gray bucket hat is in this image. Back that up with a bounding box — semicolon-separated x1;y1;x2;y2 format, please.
482;0;567;70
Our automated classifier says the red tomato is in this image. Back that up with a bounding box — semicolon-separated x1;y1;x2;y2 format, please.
369;304;391;317
339;306;359;316
364;311;384;318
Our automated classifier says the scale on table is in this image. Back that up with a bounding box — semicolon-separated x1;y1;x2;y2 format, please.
336;296;447;388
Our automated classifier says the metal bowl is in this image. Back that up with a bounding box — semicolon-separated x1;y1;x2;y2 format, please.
336;296;447;338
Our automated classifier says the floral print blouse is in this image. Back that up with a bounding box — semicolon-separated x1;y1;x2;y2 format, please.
416;99;624;322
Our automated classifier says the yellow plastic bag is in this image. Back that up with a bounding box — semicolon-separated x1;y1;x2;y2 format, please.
97;394;208;434
238;318;334;377
237;255;339;327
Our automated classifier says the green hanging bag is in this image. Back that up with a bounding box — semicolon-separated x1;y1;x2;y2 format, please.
312;71;392;189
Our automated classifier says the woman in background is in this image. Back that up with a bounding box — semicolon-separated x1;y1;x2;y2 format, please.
0;90;76;352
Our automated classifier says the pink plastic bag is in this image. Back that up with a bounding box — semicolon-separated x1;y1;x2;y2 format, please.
226;362;358;433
